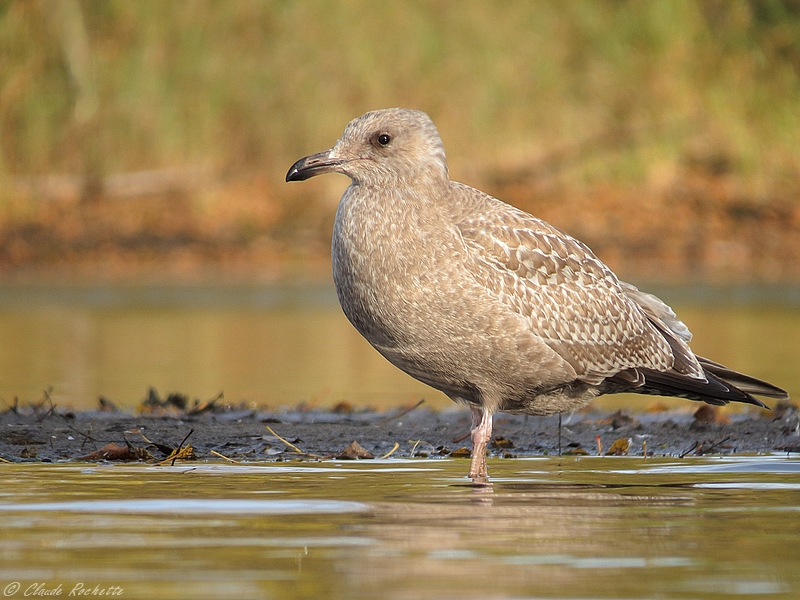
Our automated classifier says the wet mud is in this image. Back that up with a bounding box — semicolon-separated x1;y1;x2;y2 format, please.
2;399;799;464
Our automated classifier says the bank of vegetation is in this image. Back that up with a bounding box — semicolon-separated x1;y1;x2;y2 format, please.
2;1;799;281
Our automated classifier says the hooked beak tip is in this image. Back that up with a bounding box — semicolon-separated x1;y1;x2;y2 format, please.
285;150;341;183
285;165;304;183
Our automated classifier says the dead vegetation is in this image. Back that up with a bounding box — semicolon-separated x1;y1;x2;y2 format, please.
1;387;798;464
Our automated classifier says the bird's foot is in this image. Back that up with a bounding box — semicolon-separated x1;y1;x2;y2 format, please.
469;405;493;481
468;443;489;483
469;473;490;486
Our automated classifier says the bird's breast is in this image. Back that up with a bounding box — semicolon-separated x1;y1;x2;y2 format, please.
331;186;454;349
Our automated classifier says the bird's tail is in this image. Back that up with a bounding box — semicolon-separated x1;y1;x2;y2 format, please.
697;357;789;402
619;357;788;409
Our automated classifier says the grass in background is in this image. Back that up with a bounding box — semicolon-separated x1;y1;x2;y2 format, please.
1;0;799;280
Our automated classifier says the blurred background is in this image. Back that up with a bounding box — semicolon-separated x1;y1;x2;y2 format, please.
0;0;798;411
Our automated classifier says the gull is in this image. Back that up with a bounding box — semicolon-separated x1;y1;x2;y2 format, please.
286;108;789;481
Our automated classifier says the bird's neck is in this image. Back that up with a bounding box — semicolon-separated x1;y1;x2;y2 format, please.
355;173;450;211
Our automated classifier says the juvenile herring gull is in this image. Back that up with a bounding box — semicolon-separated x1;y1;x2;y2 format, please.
286;108;789;481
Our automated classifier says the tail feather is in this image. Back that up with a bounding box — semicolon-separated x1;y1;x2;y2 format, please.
697;357;789;400
608;359;789;409
638;367;769;408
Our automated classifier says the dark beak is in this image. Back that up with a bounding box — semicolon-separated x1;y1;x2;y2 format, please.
285;150;342;182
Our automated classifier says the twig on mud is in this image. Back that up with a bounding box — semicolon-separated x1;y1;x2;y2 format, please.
156;428;196;466
408;439;435;457
79;420;95;450
177;428;195;449
265;425;323;459
187;391;225;416
56;416;101;448
682;433;733;458
377;398;425;424
33;388;57;422
137;432;176;457
157;445;195;466
378;442;400;459
698;436;732;456
558;414;562;456
0;396;19;415
265;425;304;453
0;456;10;463
210;449;242;463
679;441;699;458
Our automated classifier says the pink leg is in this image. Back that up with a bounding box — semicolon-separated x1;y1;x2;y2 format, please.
468;405;493;481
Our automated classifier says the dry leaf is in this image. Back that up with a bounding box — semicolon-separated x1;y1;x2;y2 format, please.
449;447;471;458
331;401;354;414
605;437;630;456
563;447;588;456
187;400;216;416
19;446;38;458
491;437;514;449
337;441;374;460
159;444;196;464
693;405;730;424
80;443;150;461
599;409;638;429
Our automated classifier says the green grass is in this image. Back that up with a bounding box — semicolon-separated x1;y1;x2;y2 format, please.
1;0;800;198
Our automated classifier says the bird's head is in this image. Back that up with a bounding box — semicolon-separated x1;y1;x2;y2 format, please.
286;108;449;188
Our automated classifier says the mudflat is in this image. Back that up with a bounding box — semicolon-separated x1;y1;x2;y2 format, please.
2;399;798;464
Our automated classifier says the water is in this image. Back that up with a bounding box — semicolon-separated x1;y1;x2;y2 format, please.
0;282;440;410
0;282;797;412
1;456;799;599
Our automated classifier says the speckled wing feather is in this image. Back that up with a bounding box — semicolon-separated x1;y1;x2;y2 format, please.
454;186;686;385
618;281;704;379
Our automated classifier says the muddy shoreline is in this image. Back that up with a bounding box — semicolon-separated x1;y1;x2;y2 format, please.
2;401;799;464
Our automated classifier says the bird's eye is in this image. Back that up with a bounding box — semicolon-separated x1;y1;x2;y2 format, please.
377;133;391;146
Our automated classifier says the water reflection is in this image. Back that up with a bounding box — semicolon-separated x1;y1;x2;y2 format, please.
0;282;797;410
0;283;443;410
0;498;370;515
3;457;798;600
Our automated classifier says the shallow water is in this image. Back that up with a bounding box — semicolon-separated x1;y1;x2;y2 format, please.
0;283;797;411
1;456;800;599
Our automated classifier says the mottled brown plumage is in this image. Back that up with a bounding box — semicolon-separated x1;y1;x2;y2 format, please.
287;108;788;481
